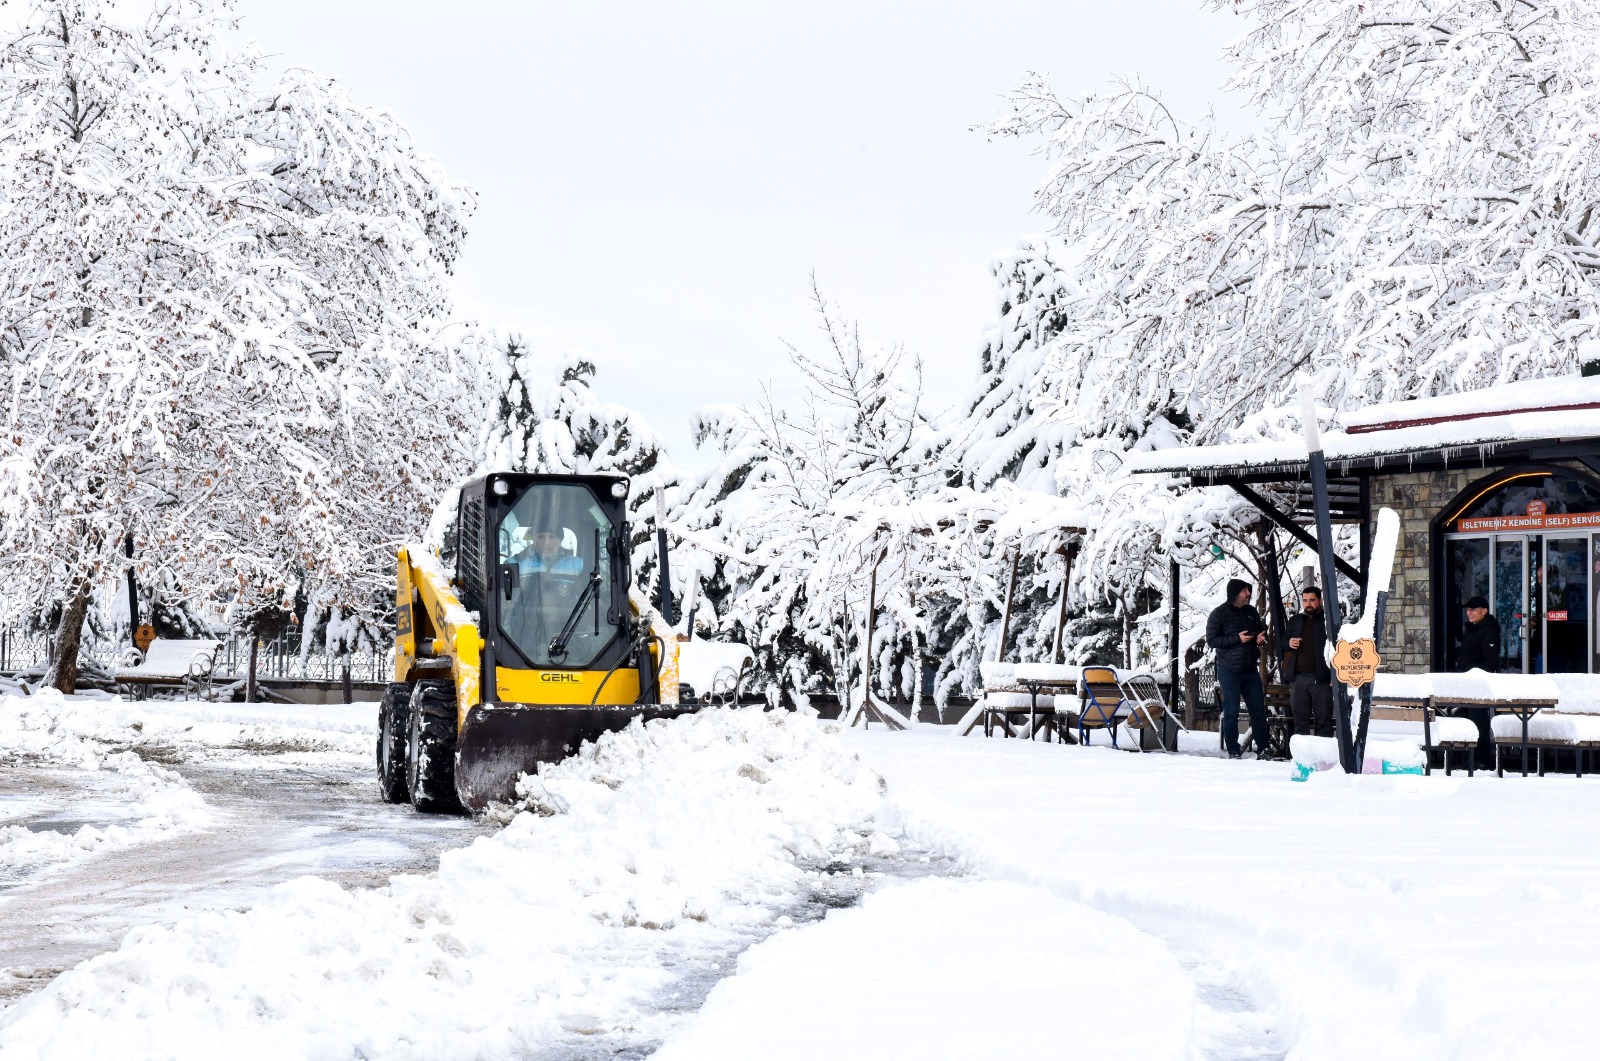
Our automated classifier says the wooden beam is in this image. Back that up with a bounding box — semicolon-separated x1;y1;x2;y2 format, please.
1224;480;1362;586
995;549;1020;663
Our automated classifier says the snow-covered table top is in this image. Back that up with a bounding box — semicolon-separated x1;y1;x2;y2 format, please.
987;663;1153;686
1371;671;1560;705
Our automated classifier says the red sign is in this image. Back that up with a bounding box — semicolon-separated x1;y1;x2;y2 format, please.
1549;610;1569;622
1527;500;1548;517
1457;510;1600;533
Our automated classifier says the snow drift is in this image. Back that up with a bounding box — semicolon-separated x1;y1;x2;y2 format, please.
0;708;893;1059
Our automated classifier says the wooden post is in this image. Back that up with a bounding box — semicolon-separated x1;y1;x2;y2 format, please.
1051;539;1077;665
859;547;880;718
1256;521;1287;682
1357;475;1373;613
125;532;139;647
996;548;1020;662
1169;557;1180;713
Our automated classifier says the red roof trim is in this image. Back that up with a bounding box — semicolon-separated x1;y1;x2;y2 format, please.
1345;401;1600;435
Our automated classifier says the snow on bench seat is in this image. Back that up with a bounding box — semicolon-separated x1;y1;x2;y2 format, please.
983;692;1055;710
116;639;221;683
1490;712;1600;744
1366;715;1480;744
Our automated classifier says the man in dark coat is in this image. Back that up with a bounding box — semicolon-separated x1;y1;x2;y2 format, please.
1283;586;1333;738
1207;578;1270;758
1455;594;1501;768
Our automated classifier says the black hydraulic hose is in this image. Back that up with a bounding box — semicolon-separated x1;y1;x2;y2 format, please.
590;627;664;707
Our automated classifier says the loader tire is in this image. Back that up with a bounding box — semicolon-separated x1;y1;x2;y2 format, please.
376;682;412;804
406;680;461;814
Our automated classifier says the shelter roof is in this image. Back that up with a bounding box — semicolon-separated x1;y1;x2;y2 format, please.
1129;373;1600;483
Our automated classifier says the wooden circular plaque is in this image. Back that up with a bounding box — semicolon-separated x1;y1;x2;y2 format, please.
1332;638;1380;687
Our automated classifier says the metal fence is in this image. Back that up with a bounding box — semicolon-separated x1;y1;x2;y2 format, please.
0;625;393;686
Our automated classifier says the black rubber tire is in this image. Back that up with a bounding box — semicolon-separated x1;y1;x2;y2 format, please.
376;682;412;804
406;680;461;814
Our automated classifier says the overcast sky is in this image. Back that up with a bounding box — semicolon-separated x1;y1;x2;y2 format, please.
229;0;1244;465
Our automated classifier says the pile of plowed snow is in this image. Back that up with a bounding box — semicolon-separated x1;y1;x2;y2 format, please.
0;693;211;877
0;708;893;1059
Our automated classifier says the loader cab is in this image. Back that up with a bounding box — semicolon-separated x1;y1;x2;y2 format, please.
451;473;634;676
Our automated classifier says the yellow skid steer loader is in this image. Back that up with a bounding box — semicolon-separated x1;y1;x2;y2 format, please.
377;473;691;812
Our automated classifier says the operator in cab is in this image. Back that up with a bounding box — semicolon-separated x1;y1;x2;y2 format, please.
518;528;583;576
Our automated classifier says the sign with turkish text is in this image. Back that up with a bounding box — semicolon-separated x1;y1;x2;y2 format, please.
1332;638;1381;687
1456;509;1600;533
1549;610;1570;622
134;624;156;652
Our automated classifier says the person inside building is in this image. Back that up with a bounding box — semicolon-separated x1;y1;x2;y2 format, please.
1206;578;1271;759
1283;586;1333;739
1455;594;1500;768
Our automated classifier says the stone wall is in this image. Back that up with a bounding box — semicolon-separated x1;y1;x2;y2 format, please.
1369;460;1589;673
1370;469;1472;673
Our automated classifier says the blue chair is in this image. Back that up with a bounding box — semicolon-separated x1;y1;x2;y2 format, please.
1078;667;1131;748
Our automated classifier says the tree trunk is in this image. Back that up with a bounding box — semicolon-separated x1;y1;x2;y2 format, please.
341;659;353;705
46;578;94;694
247;637;260;703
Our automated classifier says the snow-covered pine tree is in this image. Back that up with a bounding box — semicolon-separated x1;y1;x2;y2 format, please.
0;0;485;692
478;337;678;596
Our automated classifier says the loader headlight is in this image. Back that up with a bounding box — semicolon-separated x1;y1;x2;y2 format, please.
610;481;627;499
492;479;509;497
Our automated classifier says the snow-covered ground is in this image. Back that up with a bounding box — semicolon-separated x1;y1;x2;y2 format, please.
660;728;1600;1059
5;699;1600;1059
0;699;902;1058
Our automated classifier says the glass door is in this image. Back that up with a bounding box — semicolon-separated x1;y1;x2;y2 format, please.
1494;538;1526;671
1444;537;1491;671
1544;537;1590;673
1527;538;1544;672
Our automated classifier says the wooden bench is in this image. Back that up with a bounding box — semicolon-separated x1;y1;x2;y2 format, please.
1206;680;1292;758
115;638;221;700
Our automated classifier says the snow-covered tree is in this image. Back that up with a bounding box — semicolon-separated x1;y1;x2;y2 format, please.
675;286;981;711
478;337;682;601
959;0;1600;670
0;0;484;691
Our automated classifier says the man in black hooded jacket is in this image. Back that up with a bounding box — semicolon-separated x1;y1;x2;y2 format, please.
1206;578;1270;758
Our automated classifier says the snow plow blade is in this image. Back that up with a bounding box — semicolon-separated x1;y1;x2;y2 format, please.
454;702;698;811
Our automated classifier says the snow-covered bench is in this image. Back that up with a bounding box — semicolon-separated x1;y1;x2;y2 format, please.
1488;713;1600;777
1372;672;1559;776
115;638;222;700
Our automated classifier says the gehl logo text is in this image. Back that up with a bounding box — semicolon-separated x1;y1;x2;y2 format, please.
539;672;582;683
